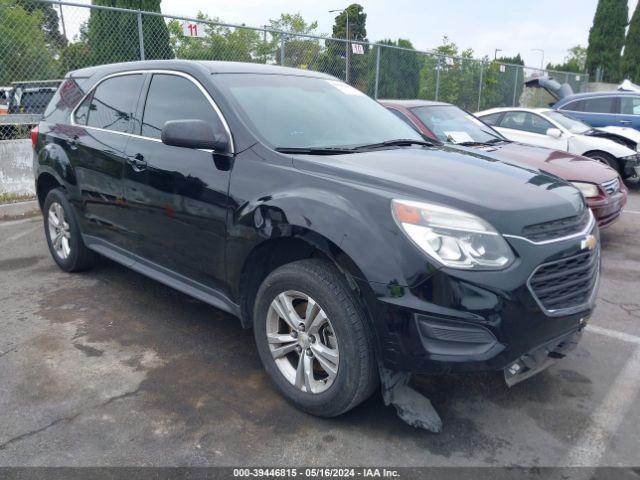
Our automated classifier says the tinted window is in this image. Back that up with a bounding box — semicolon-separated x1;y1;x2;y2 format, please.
479;112;501;126
141;74;222;140
620;96;640;115
87;74;144;133
74;94;92;125
564;96;616;114
499;111;553;134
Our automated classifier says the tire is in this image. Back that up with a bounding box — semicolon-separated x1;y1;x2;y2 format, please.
584;151;622;176
253;258;378;417
43;188;97;272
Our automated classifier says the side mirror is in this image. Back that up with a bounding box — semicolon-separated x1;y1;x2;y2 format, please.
546;128;563;139
161;119;230;153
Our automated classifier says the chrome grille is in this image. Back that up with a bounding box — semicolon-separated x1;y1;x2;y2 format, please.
528;249;600;315
601;178;620;195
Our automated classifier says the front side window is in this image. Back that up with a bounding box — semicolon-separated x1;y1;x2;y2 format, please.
499;111;553;135
213;74;422;149
141;74;223;140
86;74;144;133
411;105;502;144
620;96;640;115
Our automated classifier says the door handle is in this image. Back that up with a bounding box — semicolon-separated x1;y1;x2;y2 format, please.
619;120;632;126
128;153;147;171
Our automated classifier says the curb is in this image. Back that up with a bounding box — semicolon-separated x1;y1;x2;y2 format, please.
0;199;40;220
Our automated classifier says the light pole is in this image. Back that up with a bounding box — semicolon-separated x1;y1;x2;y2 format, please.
329;8;350;83
494;48;502;61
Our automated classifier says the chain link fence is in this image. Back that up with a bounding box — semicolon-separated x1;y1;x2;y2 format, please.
0;0;590;142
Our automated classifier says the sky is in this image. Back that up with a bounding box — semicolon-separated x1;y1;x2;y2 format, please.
61;0;639;67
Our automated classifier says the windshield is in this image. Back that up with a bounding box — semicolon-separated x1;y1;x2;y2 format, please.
545;111;590;134
410;105;504;144
213;74;422;149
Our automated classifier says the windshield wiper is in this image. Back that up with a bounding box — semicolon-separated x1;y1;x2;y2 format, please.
275;146;356;155
456;138;507;147
351;138;435;150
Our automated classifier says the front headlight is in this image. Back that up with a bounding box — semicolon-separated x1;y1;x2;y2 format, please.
571;182;600;198
391;199;514;270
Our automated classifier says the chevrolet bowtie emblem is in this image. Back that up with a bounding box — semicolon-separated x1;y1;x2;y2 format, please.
581;234;598;251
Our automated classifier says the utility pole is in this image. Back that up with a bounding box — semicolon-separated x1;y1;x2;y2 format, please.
494;48;501;61
330;8;350;84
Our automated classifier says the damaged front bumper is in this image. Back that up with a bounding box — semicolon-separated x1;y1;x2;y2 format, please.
503;326;584;387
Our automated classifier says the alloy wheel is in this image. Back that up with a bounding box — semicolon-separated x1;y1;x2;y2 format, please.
47;202;71;260
266;290;339;394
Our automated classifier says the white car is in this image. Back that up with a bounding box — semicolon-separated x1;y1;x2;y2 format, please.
476;107;640;178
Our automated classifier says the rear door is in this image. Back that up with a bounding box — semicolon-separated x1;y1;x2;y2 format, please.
70;73;145;246
617;95;640;130
121;72;232;290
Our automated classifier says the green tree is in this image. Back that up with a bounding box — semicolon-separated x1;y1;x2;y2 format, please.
418;37;484;111
621;4;640;82
0;0;59;83
14;0;66;49
321;4;368;88
168;13;260;62
266;13;321;68
482;53;525;108
371;39;422;99
547;46;587;73
87;0;173;65
585;0;628;82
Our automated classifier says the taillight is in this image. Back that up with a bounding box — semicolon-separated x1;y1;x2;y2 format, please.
31;126;38;148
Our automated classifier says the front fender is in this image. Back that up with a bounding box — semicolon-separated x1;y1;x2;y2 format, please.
229;183;437;291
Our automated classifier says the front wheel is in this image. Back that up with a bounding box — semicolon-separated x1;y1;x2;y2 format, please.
253;259;378;417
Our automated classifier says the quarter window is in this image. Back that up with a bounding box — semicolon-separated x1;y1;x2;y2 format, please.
479;112;501;126
74;94;92;126
86;74;144;133
141;74;222;140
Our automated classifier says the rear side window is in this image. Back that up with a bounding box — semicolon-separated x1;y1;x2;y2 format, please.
620;96;640;115
563;97;616;114
86;74;144;133
141;74;222;140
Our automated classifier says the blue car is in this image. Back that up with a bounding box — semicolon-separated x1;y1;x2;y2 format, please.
526;77;640;130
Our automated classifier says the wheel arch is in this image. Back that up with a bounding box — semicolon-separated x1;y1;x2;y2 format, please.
237;229;373;330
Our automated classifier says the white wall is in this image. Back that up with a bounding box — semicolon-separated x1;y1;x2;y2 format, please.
0;140;35;196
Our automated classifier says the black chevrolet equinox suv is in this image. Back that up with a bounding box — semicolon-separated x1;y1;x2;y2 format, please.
34;60;599;419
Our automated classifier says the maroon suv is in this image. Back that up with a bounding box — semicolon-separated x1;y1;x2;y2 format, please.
382;99;627;228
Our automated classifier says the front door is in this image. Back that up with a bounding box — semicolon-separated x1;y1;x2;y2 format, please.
122;72;232;291
495;111;567;150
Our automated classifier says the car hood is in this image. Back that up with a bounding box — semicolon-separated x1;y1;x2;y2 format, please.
292;146;585;236
453;142;619;184
590;126;640;149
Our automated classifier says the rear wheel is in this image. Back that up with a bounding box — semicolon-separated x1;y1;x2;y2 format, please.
584;151;622;176
253;259;378;417
43;189;97;272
